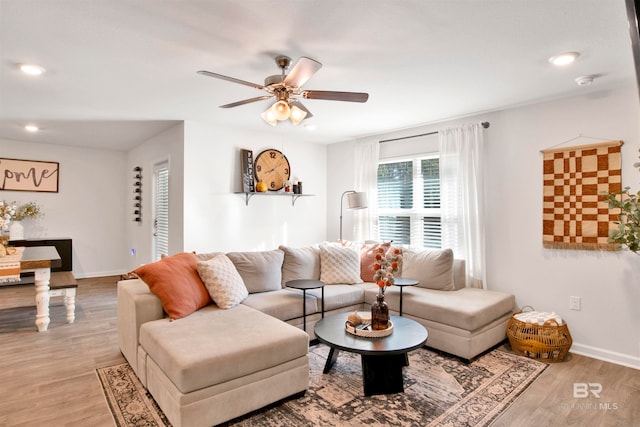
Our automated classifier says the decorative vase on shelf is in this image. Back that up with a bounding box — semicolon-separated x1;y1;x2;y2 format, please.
9;221;24;240
371;291;389;330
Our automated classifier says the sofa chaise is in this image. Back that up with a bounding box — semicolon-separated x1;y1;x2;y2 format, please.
117;243;515;427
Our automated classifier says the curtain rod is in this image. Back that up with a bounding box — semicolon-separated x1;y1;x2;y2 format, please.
379;121;490;144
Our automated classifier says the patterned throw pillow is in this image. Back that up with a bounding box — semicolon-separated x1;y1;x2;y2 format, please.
319;244;363;285
197;254;249;309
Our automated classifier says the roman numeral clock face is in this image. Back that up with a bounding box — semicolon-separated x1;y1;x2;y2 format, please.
254;149;291;191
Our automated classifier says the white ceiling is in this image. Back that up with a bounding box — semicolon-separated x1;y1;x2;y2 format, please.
0;0;636;150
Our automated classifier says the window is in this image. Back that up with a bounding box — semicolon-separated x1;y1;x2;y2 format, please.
377;155;441;248
153;162;169;261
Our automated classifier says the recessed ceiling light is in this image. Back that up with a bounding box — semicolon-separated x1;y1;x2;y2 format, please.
20;64;46;76
304;123;317;131
548;52;580;66
25;125;39;132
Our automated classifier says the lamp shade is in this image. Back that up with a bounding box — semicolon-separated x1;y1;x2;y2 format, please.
346;192;367;210
271;100;291;121
261;108;277;126
289;105;307;125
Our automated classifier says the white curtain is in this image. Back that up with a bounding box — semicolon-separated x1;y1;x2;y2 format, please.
439;123;486;289
353;140;379;242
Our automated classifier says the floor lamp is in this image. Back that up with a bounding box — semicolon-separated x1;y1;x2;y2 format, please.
340;191;368;241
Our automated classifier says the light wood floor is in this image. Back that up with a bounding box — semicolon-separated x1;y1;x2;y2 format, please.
0;277;638;427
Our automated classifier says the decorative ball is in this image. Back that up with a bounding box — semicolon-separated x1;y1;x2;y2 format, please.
347;312;362;325
256;181;268;192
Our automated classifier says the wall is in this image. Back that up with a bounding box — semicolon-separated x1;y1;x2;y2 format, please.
126;123;185;271
0;137;128;278
182;121;327;253
327;84;640;368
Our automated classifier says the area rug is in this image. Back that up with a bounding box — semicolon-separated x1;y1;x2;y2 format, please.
97;345;547;427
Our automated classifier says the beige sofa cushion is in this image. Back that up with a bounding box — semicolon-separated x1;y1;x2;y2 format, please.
226;249;284;293
196;254;248;309
242;289;317;321
139;304;309;394
279;245;321;285
306;284;364;312
401;287;515;331
319;244;363;285
401;248;455;291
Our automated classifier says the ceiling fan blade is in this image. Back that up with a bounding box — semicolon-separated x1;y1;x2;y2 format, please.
303;90;369;103
289;100;313;119
219;95;273;108
283;57;322;88
197;70;264;90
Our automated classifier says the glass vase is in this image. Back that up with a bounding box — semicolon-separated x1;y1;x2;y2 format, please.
371;292;389;330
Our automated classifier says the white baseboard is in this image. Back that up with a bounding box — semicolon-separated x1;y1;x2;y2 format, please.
73;270;125;280
571;342;640;370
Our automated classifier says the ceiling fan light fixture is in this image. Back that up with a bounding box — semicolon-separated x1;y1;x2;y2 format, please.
289;105;307;125
261;108;277;126
271;100;291;121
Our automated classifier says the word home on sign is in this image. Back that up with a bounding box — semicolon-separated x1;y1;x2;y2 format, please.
0;158;59;193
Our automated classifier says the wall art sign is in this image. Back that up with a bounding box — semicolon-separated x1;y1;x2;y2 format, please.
542;140;622;251
0;158;59;193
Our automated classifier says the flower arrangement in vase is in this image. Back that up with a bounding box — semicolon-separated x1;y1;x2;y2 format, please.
0;201;43;241
371;247;402;330
13;201;43;221
0;201;17;233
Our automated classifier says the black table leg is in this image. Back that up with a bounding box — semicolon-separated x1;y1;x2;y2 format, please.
302;289;307;331
361;353;406;396
321;286;324;318
399;286;404;316
323;347;340;374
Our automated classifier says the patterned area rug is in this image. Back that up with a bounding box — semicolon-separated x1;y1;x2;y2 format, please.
97;345;547;427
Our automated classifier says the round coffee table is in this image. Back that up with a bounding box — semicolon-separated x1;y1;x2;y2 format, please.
314;312;428;396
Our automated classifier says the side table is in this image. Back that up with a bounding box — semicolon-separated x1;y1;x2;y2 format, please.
393;277;419;316
286;279;325;331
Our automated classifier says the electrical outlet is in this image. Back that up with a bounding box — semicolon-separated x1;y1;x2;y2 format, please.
570;296;581;311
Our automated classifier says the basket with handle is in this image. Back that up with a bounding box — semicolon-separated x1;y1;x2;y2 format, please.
506;306;572;362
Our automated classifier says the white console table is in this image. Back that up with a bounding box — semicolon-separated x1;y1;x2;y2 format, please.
19;246;73;332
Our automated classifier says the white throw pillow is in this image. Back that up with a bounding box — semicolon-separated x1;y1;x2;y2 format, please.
401;248;455;291
319;244;363;285
197;254;248;309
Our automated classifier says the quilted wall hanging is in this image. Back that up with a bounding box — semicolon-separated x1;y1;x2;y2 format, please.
542;140;623;250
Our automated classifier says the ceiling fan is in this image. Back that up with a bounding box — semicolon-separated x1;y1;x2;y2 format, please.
197;55;369;126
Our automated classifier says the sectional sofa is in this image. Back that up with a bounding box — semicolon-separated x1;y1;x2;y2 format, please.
117;243;515;427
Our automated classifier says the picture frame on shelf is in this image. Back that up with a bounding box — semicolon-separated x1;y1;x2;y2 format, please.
240;149;255;193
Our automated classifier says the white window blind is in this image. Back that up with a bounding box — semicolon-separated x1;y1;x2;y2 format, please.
377;155;441;248
153;162;169;261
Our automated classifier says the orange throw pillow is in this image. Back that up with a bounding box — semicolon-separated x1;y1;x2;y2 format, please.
360;242;391;282
133;252;212;320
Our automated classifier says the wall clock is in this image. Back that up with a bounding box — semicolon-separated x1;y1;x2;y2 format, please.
254;149;291;191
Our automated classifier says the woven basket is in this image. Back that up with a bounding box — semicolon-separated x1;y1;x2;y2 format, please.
506;308;572;362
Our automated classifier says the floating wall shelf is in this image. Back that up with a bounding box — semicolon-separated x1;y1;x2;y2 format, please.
235;192;314;206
